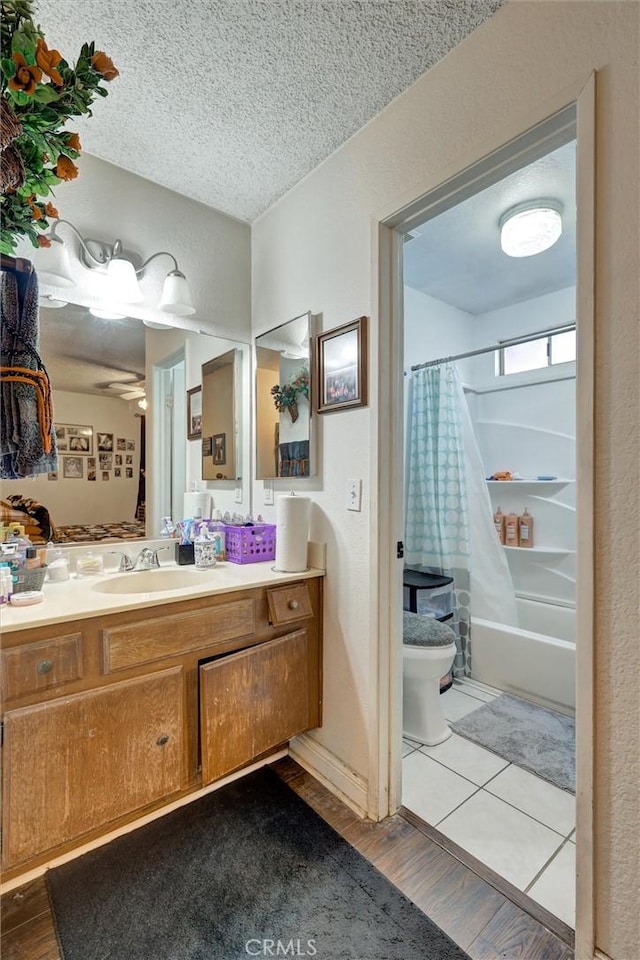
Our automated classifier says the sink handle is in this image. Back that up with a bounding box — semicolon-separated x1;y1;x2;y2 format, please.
150;545;172;568
108;550;134;572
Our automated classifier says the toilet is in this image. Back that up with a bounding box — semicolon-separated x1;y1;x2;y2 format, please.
402;611;457;746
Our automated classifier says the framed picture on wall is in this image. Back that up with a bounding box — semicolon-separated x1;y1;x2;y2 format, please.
212;433;226;465
187;386;202;440
55;423;93;454
63;456;83;479
315;316;368;414
97;432;114;452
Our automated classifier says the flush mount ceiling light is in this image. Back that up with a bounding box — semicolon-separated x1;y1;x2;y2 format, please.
35;219;195;316
499;201;563;258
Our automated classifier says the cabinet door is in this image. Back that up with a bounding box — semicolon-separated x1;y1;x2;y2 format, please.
200;630;313;784
2;666;185;869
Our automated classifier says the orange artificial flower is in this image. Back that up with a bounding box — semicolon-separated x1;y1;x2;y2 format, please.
37;235;52;248
45;202;59;218
55;155;78;181
8;52;42;95
35;37;63;85
65;132;81;152
91;51;119;81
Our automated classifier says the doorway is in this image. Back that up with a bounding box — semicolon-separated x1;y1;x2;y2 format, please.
374;97;595;953
152;350;186;534
401;135;577;928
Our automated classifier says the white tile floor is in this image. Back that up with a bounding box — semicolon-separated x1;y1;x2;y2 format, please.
402;679;576;928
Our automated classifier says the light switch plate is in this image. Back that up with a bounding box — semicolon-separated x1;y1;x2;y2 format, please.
263;480;274;506
347;478;362;512
234;486;243;504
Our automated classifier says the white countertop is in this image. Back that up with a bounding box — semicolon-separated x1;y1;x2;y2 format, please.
0;561;324;634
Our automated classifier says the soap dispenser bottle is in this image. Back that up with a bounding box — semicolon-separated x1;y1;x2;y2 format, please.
194;522;217;569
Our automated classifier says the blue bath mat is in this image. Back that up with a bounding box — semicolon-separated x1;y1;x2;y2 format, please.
451;693;575;793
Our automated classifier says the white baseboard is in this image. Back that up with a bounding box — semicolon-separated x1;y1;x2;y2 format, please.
288;733;368;818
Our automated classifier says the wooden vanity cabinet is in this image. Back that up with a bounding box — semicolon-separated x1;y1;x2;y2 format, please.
2;667;185;869
0;576;322;879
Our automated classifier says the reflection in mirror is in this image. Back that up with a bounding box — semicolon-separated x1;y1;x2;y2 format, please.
148;328;250;539
0;302;251;544
255;312;312;479
202;350;240;481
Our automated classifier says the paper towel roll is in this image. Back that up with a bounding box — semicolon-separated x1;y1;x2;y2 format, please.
183;492;211;520
274;493;310;572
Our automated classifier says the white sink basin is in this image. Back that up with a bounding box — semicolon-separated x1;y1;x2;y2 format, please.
92;568;217;595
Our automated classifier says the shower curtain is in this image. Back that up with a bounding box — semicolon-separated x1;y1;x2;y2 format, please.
405;362;517;676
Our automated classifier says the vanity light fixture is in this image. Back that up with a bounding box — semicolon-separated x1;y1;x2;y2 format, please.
89;307;127;320
35;219;196;316
499;200;563;258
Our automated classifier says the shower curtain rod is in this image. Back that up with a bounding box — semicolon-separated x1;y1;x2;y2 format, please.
410;322;576;372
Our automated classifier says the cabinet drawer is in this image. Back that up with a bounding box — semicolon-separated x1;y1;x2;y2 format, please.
1;634;82;702
266;583;313;625
102;598;255;672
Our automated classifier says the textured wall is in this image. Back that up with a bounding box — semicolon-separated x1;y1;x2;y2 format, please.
252;2;639;956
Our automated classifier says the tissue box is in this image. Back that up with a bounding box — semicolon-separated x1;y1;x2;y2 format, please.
224;524;276;564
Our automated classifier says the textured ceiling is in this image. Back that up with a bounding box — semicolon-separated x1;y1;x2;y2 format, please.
403;141;577;314
35;0;503;222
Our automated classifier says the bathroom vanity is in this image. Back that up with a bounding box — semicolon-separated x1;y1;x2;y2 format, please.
0;563;323;881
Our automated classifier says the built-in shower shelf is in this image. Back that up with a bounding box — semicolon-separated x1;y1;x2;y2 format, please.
503;545;575;555
485;479;574;487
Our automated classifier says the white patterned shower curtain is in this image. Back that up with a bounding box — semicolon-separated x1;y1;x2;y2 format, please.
405;362;517;676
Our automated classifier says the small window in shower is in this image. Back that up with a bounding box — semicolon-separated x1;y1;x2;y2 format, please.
497;328;576;376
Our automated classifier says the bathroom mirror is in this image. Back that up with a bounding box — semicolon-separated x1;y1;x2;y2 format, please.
255;312;313;479
0;301;251;543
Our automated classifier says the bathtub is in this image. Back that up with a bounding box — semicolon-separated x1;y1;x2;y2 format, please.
471;597;575;712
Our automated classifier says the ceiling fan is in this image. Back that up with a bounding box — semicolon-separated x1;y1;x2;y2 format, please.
106;377;146;401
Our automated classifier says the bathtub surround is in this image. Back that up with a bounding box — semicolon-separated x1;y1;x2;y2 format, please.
451;694;575;793
47;767;470;960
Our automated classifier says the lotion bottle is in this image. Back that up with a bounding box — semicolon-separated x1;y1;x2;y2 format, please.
504;511;519;547
518;507;535;548
493;507;505;544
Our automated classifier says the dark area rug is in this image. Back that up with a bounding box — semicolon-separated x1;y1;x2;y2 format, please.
451;693;575;793
47;766;469;960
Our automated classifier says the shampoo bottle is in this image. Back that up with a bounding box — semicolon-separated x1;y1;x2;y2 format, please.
493;507;505;544
518;507;535;548
504;511;519;547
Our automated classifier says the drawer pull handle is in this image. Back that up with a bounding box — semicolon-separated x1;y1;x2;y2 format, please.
156;734;170;747
37;659;53;675
288;599;299;611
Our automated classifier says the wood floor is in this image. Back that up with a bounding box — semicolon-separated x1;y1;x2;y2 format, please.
0;757;574;960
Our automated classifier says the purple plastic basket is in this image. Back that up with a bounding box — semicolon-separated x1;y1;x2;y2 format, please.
224;524;276;564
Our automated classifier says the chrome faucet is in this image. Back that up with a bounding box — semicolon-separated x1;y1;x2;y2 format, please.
132;545;171;571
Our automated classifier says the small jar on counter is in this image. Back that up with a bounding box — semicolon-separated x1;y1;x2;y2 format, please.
75;552;104;579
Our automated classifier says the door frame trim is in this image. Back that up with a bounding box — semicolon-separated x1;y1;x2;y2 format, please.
371;74;595;958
